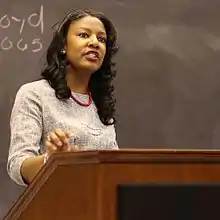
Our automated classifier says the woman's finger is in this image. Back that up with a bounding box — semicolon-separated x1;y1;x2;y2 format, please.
69;144;80;152
49;132;63;148
55;129;68;145
66;130;74;138
45;140;58;154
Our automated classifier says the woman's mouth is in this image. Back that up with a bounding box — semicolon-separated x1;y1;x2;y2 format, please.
84;51;100;61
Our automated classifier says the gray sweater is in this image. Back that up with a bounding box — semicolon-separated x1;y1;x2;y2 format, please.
7;79;118;186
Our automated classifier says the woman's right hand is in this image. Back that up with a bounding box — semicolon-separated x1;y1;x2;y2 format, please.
45;129;76;157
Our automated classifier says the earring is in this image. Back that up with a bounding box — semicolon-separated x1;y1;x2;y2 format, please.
61;49;66;54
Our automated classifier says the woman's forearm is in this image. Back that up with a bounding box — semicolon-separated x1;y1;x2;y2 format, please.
20;155;45;184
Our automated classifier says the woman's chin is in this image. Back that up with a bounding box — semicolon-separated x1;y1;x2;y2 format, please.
80;62;101;73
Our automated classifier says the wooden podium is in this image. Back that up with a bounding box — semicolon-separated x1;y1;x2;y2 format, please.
4;149;220;220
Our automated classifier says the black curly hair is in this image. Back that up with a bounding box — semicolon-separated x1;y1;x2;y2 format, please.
41;9;119;125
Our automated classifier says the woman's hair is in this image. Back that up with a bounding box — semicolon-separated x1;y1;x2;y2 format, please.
41;9;119;125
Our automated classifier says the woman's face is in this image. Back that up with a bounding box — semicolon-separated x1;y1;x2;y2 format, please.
66;15;107;73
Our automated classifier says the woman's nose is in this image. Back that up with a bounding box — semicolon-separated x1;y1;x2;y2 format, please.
88;36;99;49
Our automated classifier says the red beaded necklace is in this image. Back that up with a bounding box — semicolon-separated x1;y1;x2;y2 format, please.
70;91;92;107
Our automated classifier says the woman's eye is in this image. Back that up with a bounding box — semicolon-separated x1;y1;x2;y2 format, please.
79;32;89;38
98;36;106;43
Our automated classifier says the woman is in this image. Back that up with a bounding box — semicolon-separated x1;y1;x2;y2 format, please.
7;9;119;186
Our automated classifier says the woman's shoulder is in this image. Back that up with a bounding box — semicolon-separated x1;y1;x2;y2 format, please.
12;79;56;111
16;79;53;97
19;79;50;92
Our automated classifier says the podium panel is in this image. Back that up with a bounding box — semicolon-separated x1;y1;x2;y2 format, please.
4;149;220;220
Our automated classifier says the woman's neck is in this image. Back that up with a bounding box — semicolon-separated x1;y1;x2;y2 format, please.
66;68;91;94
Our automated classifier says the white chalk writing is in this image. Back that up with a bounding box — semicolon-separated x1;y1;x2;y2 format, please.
0;5;44;52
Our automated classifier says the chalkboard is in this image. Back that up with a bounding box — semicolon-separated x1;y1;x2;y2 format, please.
2;0;220;218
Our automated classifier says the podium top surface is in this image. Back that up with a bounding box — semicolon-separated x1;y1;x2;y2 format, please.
44;148;220;165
